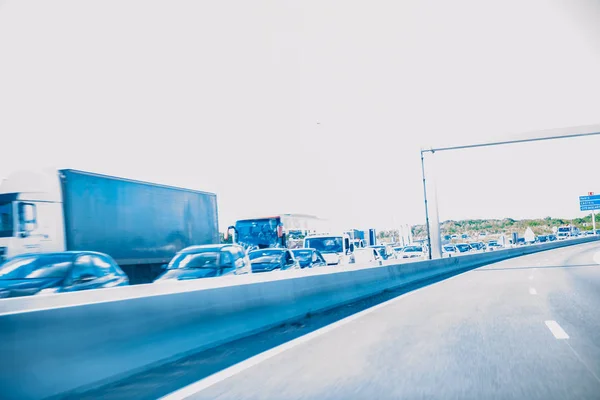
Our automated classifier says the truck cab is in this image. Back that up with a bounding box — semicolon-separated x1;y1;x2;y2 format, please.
0;170;66;263
303;233;355;265
556;226;575;240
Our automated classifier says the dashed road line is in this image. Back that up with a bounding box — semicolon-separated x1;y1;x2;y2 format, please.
529;287;537;295
545;320;569;339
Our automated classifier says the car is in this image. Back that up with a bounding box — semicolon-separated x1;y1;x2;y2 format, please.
291;248;327;268
537;235;548;243
487;241;503;251
547;234;557;241
248;248;300;273
583;230;595;236
469;242;485;251
368;245;393;261
399;245;425;259
353;247;383;265
391;246;405;258
0;251;129;298
455;243;472;254
442;244;458;257
155;244;252;282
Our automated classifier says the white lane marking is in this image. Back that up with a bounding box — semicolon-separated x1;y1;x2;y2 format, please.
545;320;569;339
160;272;466;400
529;287;537;295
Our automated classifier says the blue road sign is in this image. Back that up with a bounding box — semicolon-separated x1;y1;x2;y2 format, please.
580;200;600;206
579;194;600;211
581;204;600;211
579;195;600;201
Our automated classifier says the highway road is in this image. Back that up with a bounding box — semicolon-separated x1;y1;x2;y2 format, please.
77;241;600;400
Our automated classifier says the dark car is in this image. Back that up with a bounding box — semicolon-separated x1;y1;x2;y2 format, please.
487;241;503;251
469;242;484;251
0;251;129;299
548;234;557;241
154;244;251;282
455;243;471;253
249;248;299;273
291;248;327;268
537;235;548;243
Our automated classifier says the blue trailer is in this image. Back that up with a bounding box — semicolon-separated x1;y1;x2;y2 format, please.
0;169;219;283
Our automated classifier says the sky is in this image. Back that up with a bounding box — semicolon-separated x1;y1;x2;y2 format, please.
0;0;599;231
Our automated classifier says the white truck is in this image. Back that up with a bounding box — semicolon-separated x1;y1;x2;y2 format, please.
303;233;355;266
556;225;579;240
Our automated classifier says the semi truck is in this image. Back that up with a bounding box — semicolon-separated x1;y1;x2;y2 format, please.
0;169;219;283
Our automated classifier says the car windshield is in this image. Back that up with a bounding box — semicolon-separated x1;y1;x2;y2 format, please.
404;246;422;253
168;251;220;270
235;218;280;247
444;246;455;251
249;250;284;263
456;244;470;251
0;198;14;238
291;250;313;260
0;254;73;279
305;237;343;253
557;227;570;232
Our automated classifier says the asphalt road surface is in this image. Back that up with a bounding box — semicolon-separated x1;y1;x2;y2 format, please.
77;241;600;400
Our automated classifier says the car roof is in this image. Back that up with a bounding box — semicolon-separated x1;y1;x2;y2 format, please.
180;244;240;253
305;234;347;238
10;251;107;258
249;248;286;252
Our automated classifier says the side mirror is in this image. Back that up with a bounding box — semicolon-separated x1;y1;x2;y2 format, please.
160;264;168;270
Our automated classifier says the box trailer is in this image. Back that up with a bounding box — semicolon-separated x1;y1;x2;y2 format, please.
0;169;219;283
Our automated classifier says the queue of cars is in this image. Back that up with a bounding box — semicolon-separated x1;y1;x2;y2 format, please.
2;229;596;299
0;244;333;298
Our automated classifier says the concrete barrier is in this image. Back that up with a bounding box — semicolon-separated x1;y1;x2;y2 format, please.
0;236;598;399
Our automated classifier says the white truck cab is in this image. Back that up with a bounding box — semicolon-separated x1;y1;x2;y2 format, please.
0;170;66;262
303;233;355;265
